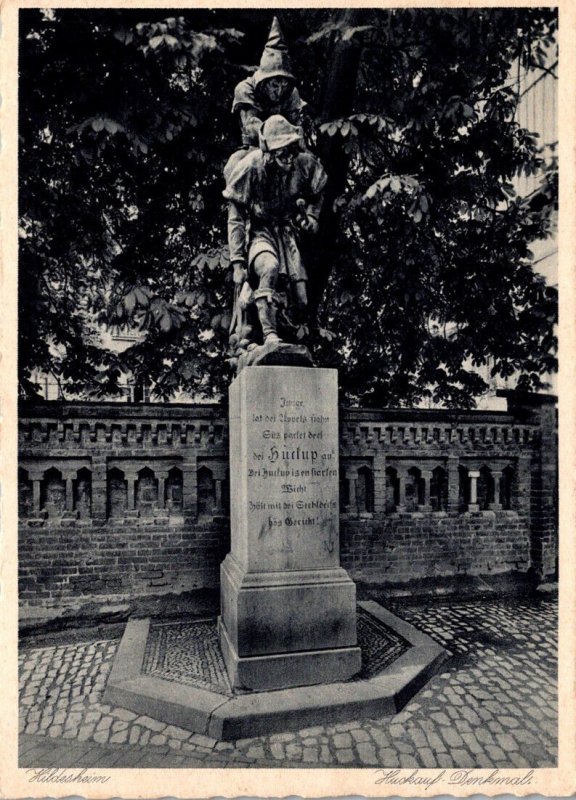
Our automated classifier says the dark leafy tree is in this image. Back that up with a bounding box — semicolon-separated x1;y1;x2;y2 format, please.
19;8;558;406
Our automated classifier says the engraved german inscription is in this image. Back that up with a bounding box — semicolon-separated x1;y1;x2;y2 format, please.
246;385;338;565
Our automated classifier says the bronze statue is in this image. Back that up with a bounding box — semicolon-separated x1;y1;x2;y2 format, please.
224;115;326;367
222;17;326;370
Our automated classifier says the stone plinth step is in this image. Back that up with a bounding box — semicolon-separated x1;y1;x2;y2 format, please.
103;601;446;740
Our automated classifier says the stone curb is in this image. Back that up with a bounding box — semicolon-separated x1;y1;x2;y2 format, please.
104;601;447;740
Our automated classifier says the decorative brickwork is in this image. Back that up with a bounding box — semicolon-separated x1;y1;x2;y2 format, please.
335;400;555;586
18;393;556;610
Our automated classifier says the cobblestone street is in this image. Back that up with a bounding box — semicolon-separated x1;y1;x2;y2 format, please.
19;594;557;769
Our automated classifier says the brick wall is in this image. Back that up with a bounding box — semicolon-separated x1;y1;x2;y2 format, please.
340;512;531;583
19;520;229;606
499;392;558;579
18;393;556;610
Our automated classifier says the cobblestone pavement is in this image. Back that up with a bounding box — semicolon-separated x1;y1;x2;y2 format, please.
19;595;557;769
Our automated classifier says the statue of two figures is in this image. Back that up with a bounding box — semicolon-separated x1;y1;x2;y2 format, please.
223;17;327;370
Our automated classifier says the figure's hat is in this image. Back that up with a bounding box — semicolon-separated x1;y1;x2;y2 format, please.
259;114;303;152
253;17;296;88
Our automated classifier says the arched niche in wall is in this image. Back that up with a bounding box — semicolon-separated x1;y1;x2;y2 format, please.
385;466;399;513
74;467;92;518
197;466;215;516
406;467;425;511
357;465;375;513
136;467;158;516
166;467;183;513
500;464;515;510
430;466;448;512
107;467;127;518
18;468;33;518
479;465;496;510
41;467;65;517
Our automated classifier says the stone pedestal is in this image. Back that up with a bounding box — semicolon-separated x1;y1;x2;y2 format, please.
219;367;361;691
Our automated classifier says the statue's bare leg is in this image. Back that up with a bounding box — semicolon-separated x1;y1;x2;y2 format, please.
252;253;282;343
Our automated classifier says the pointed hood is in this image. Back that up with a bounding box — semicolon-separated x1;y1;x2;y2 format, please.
253;17;296;88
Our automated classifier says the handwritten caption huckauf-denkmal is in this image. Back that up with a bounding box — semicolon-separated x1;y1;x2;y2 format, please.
374;768;535;789
27;768;111;783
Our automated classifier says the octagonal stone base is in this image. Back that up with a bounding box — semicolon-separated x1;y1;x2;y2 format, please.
103;601;447;740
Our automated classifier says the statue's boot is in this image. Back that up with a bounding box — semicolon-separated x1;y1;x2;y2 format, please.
254;290;282;344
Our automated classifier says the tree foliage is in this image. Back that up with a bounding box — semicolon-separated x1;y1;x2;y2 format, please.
19;8;558;406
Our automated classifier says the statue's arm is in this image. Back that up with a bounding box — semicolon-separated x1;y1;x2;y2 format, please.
239;108;264;145
294;159;327;234
303;157;328;230
227;200;249;284
295;198;320;233
303;193;324;229
233;78;263;145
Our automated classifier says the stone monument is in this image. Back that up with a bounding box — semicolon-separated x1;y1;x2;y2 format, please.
218;367;361;690
103;19;446;732
218;19;361;691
